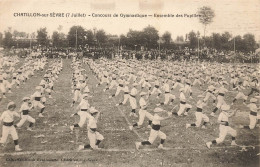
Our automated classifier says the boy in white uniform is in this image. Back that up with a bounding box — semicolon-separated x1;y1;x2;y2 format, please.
0;75;7;98
109;78;124;98
150;78;162;99
129;83;138;117
11;72;20;88
184;78;193;99
71;81;83;107
129;92;153;130
186;99;209;129
135;107;172;150
210;85;228;117
140;75;152;91
31;86;46;117
116;81;130;106
206;105;237;148
15;97;35;131
70;94;90;131
107;74;118;93
239;98;259;129
156;79;176;106
78;107;104;150
0;102;22;151
231;81;247;105
203;85;216;103
3;73;12;93
174;88;192;116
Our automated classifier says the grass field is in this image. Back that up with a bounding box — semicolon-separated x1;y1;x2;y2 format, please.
0;58;259;167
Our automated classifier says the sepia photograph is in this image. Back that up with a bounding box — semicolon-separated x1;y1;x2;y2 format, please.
0;0;259;166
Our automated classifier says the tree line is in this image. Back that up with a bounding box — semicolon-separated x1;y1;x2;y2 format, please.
0;25;258;53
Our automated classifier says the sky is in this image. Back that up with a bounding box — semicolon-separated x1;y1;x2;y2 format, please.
0;0;260;41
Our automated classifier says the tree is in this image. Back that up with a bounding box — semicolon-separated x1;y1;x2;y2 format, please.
188;31;198;49
52;26;67;47
203;36;213;48
85;30;94;45
0;32;3;46
119;34;128;46
67;26;86;48
13;30;20;39
212;33;222;50
52;31;59;47
141;25;159;49
243;33;256;52
126;29;143;49
58;33;67;47
19;32;27;38
179;36;184;42
162;31;171;44
96;29;107;44
12;30;28;39
37;27;48;46
3;31;13;48
221;32;232;42
197;6;215;37
221;32;232;50
233;35;244;52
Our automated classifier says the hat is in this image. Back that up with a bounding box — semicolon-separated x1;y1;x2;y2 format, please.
140;92;147;96
133;83;138;86
79;76;84;81
208;85;215;90
22;97;30;101
83;87;90;93
82;94;89;98
250;98;257;103
154;107;164;113
36;86;42;90
39;82;45;86
221;105;230;111
90;107;98;114
179;88;185;92
7;101;16;109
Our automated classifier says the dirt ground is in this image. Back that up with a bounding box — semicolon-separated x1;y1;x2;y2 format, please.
0;58;259;167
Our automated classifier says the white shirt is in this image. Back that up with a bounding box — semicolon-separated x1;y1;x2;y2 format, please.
88;115;97;129
218;112;229;123
19;103;30;112
78;99;90;110
152;114;164;125
180;92;186;102
123;86;129;93
163;83;170;92
32;91;42;98
139;97;147;109
0;110;20;123
196;100;206;109
217;87;228;94
247;103;257;112
130;87;137;96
